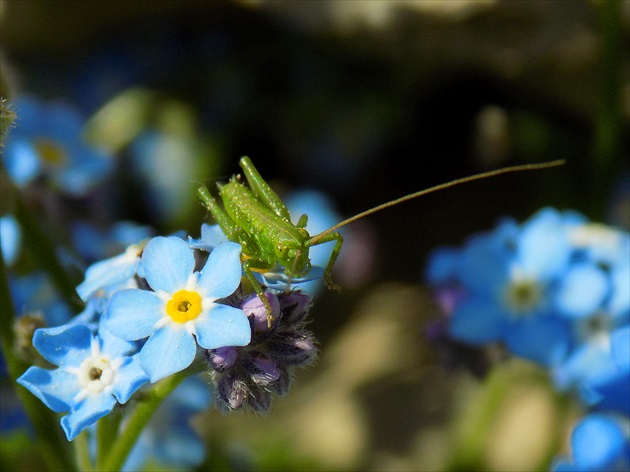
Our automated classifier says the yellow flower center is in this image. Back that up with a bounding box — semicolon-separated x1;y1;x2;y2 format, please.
35;138;67;165
166;290;203;323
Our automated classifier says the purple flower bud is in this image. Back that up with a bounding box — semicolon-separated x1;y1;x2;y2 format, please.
245;353;281;385
248;386;271;413
241;292;280;332
278;291;311;325
208;346;239;371
216;375;248;411
269;332;317;366
269;366;291;396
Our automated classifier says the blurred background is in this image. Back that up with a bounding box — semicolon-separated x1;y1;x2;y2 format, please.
1;1;628;471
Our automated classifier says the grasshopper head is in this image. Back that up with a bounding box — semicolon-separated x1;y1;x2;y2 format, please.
276;232;311;278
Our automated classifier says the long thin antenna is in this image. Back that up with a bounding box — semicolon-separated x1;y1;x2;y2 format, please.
309;159;565;245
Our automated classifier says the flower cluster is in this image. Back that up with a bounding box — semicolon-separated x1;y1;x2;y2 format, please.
425;207;630;471
208;290;317;413
16;224;319;448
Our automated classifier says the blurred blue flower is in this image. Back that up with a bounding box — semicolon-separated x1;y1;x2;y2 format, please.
551;225;629;412
0;214;21;266
122;375;211;471
426;208;581;366
552;413;630;472
560;325;630;417
16;324;148;441
2;270;72;434
102;236;250;382
126;129;212;225
10;271;72;327
71;220;155;264
1;95;114;196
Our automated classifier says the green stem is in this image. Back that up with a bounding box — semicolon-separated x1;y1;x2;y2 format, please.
96;408;122;466
98;364;204;472
0;248;77;471
74;431;93;472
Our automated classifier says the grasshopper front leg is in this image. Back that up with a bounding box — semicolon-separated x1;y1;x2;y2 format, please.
306;231;343;292
241;258;276;328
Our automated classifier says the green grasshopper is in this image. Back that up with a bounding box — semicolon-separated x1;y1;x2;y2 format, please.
198;156;564;327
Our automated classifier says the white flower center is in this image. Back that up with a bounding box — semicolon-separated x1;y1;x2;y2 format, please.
77;356;115;395
576;310;613;349
503;272;543;316
70;337;123;402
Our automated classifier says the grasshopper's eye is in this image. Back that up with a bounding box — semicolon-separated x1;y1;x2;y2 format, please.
275;243;289;259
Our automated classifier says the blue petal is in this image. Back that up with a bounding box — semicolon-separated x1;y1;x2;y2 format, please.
152;427;206;467
553;344;619;393
60;393;117;441
609;262;629;317
195;304;251;349
76;249;140;301
252;264;325;291
518;208;571;280
505;315;570;366
103;289;164;341
32;324;92;366
197;242;242;299
55;149;114;196
0;215;21;266
571;414;627;470
448;297;509;344
591;369;630;416
112;355;149;403
457;236;511;295
611;326;630;370
2;139;42;186
140;326;196;382
142;236;194;292
169;375;212;410
555;263;608;317
17;366;78;412
99;324;137;358
188;223;229;251
425;247;461;284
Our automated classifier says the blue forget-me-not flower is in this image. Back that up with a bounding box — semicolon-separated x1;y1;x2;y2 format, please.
425;207;629;374
102;236;251;382
1;95;113;196
17;323;148;441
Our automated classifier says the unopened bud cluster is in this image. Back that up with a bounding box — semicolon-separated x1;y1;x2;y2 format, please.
206;290;317;413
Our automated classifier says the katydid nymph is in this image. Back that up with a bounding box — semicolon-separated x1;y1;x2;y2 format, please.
198;156;564;327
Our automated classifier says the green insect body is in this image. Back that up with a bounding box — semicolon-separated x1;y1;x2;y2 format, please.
198;156;343;326
198;156;565;328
